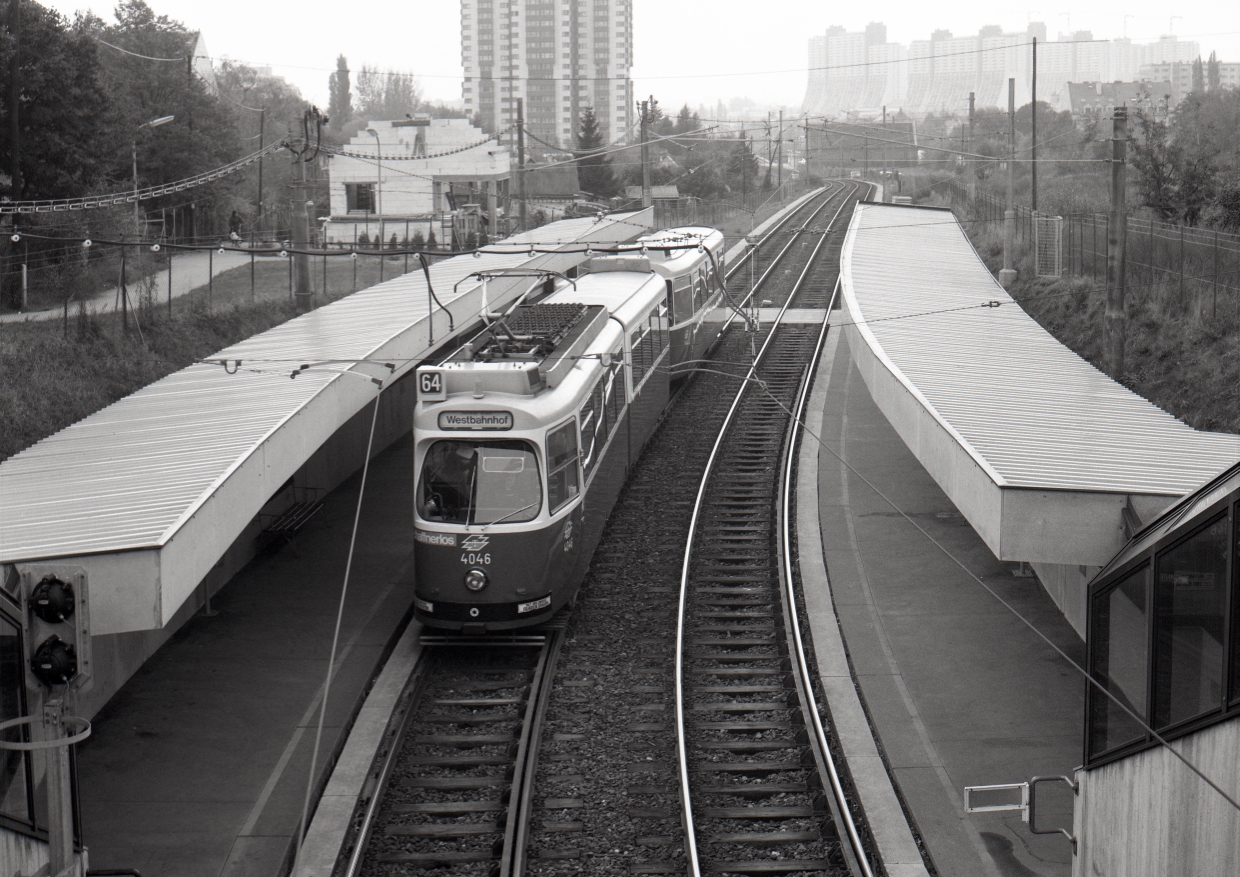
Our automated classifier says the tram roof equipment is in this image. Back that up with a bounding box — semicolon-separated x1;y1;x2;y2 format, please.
839;202;1240;567
0;211;653;635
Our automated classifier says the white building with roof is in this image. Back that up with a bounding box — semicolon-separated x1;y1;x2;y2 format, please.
324;117;511;246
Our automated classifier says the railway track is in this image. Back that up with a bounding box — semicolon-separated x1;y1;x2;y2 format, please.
337;182;877;877
675;183;877;877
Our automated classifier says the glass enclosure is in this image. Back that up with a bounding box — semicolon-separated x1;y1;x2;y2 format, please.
419;440;542;525
0;606;32;829
1086;477;1239;765
1089;565;1149;754
1152;514;1228;729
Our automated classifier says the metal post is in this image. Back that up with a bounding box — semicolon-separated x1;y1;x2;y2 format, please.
517;98;528;230
1179;224;1185;306
640;100;651;209
1031;36;1038;213
1000;79;1017;288
208;246;213;311
1105;105;1128;377
42;700;75;877
293;154;313;308
121;243;128;331
1213;229;1219;319
250;250;256;302
167;252;173;316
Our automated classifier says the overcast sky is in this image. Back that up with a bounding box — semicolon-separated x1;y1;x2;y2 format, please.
44;1;1240;113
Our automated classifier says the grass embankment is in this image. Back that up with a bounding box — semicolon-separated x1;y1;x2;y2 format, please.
0;253;421;462
967;224;1240;435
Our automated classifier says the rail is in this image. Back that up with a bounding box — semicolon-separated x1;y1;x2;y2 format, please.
674;181;868;875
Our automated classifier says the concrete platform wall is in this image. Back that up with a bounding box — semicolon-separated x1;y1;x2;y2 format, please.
76;372;417;720
1073;716;1240;877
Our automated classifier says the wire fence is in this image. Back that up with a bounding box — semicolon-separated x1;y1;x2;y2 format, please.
944;178;1240;327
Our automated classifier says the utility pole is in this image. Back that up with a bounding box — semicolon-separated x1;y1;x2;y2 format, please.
3;0;18;311
517;98;528;230
967;91;976;198
1105;106;1128;376
1031;36;1038;213
777;110;783;189
1000;78;1017;288
640;99;651;209
292;153;313;305
257;107;265;243
805;118;811;179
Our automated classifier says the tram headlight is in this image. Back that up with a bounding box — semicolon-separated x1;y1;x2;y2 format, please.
464;568;488;592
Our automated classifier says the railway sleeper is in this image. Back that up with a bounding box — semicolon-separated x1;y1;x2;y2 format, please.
698;783;808;798
700;805;817;820
702;857;833;874
709;830;820;844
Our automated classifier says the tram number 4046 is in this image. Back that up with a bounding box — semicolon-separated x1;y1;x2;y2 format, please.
462;552;491;565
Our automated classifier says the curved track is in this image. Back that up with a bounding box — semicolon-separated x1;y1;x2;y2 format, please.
674;183;876;877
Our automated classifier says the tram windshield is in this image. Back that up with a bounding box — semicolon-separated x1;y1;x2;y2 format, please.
418;440;542;525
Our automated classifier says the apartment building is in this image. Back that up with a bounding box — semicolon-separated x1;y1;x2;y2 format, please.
461;0;634;150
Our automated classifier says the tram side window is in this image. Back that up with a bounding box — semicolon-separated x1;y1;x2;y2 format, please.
547;421;580;513
580;377;607;476
0;609;33;828
693;270;707;311
673;279;692;323
630;326;649;386
606;358;625;421
654;303;668;352
1088;565;1149;757
1152;513;1229;729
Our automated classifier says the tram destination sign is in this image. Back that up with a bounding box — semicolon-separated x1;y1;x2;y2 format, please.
439;410;514;431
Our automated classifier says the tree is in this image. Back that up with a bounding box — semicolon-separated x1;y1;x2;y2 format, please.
1192;56;1205;94
355;66;423;121
728;132;759;200
215;60;307;232
1207;51;1221;92
87;1;242;223
328;55;352;132
674;104;700;135
575;106;617;198
0;1;110;201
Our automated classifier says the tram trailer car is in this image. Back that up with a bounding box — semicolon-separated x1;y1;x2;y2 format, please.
639;226;727;379
412;234;726;632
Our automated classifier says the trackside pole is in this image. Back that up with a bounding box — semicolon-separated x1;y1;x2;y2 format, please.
1000;78;1017;289
1104;106;1128;377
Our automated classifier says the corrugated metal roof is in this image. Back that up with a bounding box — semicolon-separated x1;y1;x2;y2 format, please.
0;214;648;562
841;203;1240;496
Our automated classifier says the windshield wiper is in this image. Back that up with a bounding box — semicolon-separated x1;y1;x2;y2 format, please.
480;500;542;530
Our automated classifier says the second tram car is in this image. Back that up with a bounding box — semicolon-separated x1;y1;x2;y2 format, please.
412;229;727;631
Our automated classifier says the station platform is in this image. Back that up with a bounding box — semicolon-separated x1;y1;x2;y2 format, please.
809;331;1083;877
75;432;418;877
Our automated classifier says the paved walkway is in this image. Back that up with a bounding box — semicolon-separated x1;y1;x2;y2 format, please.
74;434;417;877
0;249;250;324
815;334;1085;877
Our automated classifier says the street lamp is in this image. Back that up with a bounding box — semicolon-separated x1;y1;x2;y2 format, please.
366;127;384;250
133;115;175;232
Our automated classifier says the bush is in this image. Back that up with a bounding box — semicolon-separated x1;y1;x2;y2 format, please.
427;231;438;250
358;231;370;246
411;230;425;248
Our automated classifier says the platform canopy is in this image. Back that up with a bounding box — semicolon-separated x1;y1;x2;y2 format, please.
839;203;1240;567
0;211;653;634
